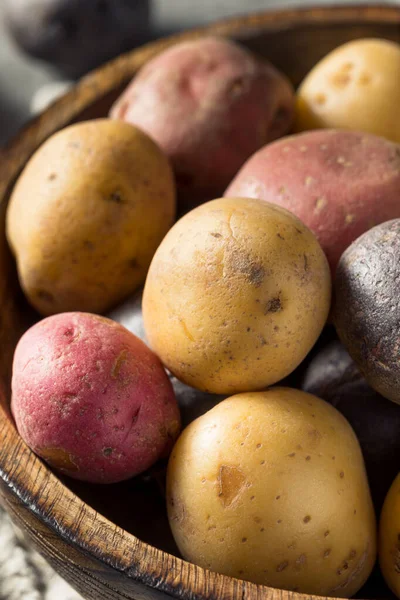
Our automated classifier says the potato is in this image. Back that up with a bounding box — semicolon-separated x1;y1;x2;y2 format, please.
225;129;400;274
110;37;294;204
379;474;400;598
294;38;400;143
143;197;331;394
11;312;181;484
334;219;400;404
167;388;376;595
6;119;176;316
302;339;400;513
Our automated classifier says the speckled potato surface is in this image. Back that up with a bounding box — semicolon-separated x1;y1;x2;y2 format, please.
334;219;400;404
143;197;331;394
225;129;400;274
110;36;294;201
11;312;181;484
167;388;376;596
6;119;176;316
380;474;400;598
295;38;400;143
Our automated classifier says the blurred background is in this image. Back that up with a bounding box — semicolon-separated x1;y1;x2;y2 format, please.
0;0;396;146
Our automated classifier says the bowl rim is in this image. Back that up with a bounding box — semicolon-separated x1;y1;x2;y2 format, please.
1;4;399;600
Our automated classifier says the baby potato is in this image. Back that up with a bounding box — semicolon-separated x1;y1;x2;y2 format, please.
295;38;400;143
334;219;400;404
380;474;400;598
167;388;377;596
225;129;400;274
110;36;294;204
6;119;176;316
11;312;181;484
143;197;331;394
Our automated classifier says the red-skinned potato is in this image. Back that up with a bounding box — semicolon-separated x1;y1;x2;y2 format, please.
11;313;181;484
110;36;294;205
225;129;400;274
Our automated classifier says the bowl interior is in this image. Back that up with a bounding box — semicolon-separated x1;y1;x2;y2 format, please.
1;8;400;600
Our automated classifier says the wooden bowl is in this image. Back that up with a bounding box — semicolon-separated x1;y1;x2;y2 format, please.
0;5;399;600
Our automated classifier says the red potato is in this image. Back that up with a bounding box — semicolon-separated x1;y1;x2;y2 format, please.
110;36;294;204
225;129;400;274
11;313;181;484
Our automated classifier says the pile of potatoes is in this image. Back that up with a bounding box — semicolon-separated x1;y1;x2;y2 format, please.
6;34;400;599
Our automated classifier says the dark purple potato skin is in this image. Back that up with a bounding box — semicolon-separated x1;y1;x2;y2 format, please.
334;219;400;404
3;0;150;77
302;339;400;512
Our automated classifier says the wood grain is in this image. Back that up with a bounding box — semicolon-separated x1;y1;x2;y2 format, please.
0;6;399;600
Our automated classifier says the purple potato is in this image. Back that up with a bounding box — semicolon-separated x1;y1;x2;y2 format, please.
334;219;400;404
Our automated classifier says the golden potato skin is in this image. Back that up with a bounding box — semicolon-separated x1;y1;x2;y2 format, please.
167;388;377;596
379;474;400;597
6;119;176;315
295;38;400;143
143;197;331;394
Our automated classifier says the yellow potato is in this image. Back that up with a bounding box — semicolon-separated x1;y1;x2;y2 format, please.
167;388;376;596
6;119;176;315
143;197;331;394
295;38;400;143
379;474;400;598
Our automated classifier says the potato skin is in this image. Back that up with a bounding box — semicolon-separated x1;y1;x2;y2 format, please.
295;38;400;143
167;388;376;595
334;219;400;404
110;37;294;202
379;474;400;598
302;339;400;513
143;197;331;394
107;293;224;426
11;313;181;483
225;129;400;274
6;119;176;316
